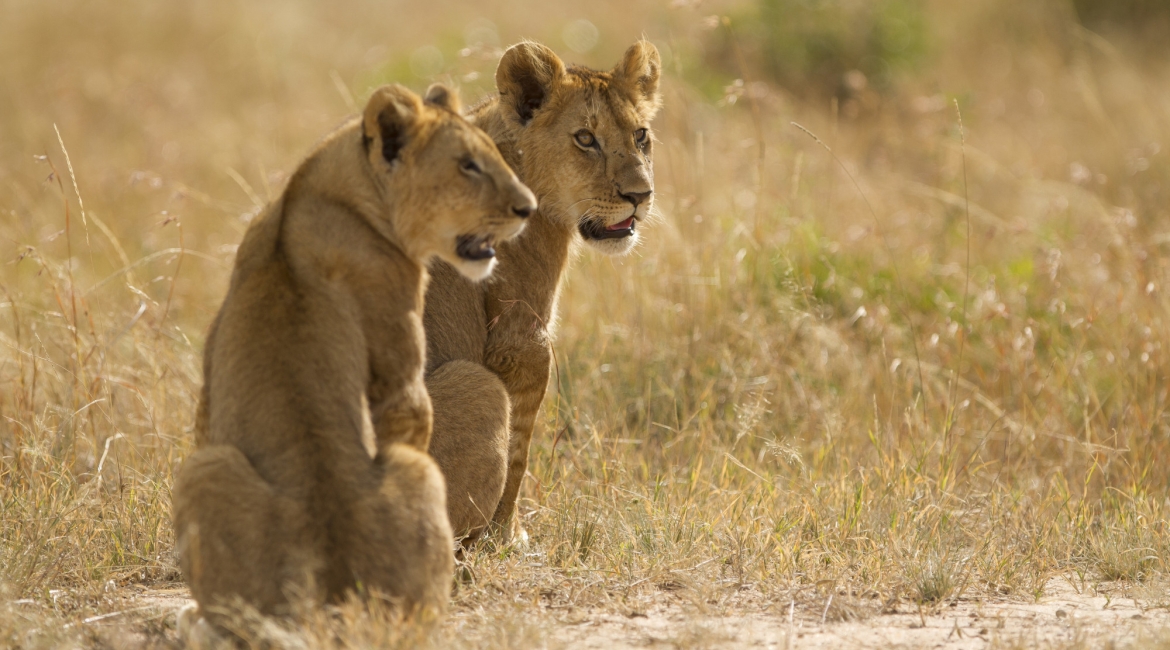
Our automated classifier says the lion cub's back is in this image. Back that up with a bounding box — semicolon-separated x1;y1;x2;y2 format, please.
204;209;371;496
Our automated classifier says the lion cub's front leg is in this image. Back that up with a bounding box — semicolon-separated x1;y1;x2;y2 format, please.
355;339;452;611
426;360;511;542
484;335;553;541
366;332;433;453
368;379;432;455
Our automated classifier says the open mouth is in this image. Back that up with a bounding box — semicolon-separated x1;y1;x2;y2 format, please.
580;216;637;241
456;234;497;261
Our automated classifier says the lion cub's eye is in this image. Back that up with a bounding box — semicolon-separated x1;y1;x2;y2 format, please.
634;128;649;144
461;159;482;174
573;130;596;148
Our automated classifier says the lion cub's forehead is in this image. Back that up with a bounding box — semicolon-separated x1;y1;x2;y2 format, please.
428;115;497;156
558;68;642;132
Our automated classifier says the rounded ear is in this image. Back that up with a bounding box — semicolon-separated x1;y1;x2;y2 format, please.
613;40;662;119
495;41;565;126
424;83;462;113
362;84;425;165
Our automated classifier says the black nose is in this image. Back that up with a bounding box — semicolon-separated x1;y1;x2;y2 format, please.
620;190;652;207
512;204;534;218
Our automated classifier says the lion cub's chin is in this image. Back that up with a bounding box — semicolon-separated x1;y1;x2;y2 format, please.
580;228;641;256
444;220;527;282
449;255;499;282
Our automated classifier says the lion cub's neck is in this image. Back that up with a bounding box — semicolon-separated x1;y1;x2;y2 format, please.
470;99;572;327
283;119;426;270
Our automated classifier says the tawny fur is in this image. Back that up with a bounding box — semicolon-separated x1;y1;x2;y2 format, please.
172;83;535;626
423;41;663;542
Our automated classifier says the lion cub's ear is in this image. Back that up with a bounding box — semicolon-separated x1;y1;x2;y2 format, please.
424;83;461;113
613;40;662;120
496;41;565;126
363;84;425;166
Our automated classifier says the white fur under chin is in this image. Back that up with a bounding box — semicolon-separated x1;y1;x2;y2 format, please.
583;232;640;256
455;257;499;282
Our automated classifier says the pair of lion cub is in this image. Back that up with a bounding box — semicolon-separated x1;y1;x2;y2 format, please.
173;39;661;631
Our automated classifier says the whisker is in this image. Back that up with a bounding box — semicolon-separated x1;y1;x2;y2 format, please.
565;197;601;212
561;197;603;218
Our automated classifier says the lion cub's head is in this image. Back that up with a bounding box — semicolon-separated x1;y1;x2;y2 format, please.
492;40;662;255
362;84;536;281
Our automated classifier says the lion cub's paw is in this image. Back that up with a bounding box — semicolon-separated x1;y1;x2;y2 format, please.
504;520;530;551
177;602;222;649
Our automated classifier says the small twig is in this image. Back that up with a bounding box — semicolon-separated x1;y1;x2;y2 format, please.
330;69;357;113
54;124;89;240
724;451;766;483
550;423;570;453
0;284;25;411
947;616;964;639
85;247;225;296
945;100;973;447
95;433;126;483
42;148;80;360
786;599;795;650
62;605;158;628
156;215;185;338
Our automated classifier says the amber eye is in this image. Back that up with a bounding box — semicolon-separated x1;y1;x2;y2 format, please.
574;130;596;148
634;128;648;144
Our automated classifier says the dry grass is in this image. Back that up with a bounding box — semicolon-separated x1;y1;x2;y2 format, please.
3;0;1170;648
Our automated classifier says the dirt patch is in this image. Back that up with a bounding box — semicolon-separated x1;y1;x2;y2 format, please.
545;580;1169;648
104;579;1169;648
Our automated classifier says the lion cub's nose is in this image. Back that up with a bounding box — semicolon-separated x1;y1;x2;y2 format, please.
620;190;652;207
512;186;537;219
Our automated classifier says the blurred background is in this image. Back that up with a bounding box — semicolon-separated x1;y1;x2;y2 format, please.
4;0;1169;314
3;0;1170;633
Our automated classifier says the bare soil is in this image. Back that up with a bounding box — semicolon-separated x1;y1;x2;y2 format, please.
547;580;1168;648
101;579;1168;648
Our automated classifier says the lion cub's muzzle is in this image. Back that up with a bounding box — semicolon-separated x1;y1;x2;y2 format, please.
510;185;538;221
580;214;639;241
455;186;537;262
456;233;498;261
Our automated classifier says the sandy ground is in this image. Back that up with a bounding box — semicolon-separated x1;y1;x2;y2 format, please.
108;579;1168;648
547;581;1169;649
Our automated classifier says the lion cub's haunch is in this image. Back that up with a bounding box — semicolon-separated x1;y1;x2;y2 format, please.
172;83;535;627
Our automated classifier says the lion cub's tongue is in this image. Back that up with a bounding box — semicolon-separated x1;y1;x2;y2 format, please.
607;217;635;231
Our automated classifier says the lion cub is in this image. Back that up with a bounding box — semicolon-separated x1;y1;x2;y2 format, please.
423;41;662;545
172;83;536;629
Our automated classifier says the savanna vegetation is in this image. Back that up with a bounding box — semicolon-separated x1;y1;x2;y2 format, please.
3;0;1170;647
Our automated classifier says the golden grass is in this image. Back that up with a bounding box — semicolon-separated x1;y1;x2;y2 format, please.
3;0;1170;647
